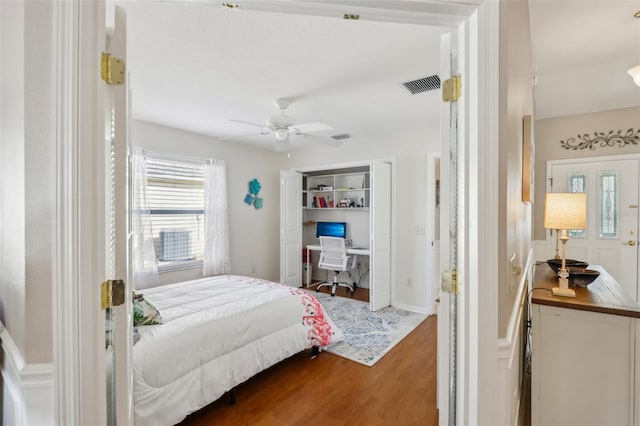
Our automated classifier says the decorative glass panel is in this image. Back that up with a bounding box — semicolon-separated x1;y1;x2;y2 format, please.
599;172;618;238
568;174;586;238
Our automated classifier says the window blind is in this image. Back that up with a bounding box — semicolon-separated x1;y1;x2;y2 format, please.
145;156;205;266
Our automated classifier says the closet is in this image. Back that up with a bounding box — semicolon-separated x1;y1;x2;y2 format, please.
280;160;392;311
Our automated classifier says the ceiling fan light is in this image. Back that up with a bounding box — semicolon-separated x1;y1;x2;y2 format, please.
628;65;640;87
267;114;294;129
275;128;289;141
275;139;290;152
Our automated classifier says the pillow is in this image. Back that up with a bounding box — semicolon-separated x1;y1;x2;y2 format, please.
133;293;163;326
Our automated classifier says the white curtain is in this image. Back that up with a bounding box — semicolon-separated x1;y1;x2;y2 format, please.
203;159;230;276
132;147;159;289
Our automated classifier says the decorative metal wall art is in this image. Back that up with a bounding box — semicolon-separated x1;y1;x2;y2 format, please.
560;128;640;150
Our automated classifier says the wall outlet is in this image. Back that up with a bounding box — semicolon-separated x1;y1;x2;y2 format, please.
251;265;256;274
407;278;412;287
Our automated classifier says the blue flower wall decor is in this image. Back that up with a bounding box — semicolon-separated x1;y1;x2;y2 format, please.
249;178;262;195
245;178;263;210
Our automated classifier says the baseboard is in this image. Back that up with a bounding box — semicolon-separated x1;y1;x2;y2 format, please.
392;301;429;315
1;326;54;425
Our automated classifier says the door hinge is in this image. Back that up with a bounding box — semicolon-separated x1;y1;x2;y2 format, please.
101;52;125;86
101;279;126;310
441;269;459;294
442;75;461;102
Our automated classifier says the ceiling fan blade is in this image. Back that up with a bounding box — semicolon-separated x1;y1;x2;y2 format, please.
290;122;333;133
230;119;268;129
299;134;342;147
219;131;270;142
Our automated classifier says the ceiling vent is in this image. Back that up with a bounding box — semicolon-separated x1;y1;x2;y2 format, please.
402;75;441;95
331;133;351;140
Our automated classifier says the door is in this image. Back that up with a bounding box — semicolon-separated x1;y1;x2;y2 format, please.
370;160;392;311
105;6;134;425
437;29;463;426
550;158;640;300
280;170;303;286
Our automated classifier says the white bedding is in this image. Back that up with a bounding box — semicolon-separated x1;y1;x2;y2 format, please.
133;275;343;426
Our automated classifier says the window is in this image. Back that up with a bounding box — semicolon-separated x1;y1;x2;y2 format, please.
598;171;618;238
145;156;205;270
568;173;586;238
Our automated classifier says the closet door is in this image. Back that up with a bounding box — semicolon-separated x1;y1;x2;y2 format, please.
280;170;302;286
371;160;392;310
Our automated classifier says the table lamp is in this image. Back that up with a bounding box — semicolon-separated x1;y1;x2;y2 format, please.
543;192;587;297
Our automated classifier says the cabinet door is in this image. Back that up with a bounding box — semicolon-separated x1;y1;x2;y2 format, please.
532;305;633;426
371;160;392;310
280;170;302;286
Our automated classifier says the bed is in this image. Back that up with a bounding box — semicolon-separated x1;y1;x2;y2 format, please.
132;274;343;426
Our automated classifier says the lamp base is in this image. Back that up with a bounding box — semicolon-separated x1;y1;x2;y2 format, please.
552;286;576;298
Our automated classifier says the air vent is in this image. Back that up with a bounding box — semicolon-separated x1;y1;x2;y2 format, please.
331;134;351;140
402;75;441;95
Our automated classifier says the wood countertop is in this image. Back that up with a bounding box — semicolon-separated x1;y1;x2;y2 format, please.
532;262;640;318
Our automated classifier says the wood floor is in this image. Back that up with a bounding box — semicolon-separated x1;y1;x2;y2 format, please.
178;297;438;426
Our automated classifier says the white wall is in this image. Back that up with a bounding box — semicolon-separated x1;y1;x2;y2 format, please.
1;0;55;366
497;0;534;337
533;106;640;241
1;1;56;423
132;120;287;284
286;128;439;314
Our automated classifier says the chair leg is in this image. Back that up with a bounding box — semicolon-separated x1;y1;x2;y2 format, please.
331;272;339;296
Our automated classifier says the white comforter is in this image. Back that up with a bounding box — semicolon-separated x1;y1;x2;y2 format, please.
133;275;343;426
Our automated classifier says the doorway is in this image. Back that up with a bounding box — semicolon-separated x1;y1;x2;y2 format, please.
56;1;503;425
549;155;640;301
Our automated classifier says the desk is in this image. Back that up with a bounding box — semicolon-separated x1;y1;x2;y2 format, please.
305;245;370;288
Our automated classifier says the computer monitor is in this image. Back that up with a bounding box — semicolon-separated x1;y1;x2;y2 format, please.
315;221;347;239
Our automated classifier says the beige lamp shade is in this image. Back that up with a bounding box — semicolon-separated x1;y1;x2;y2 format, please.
544;192;587;230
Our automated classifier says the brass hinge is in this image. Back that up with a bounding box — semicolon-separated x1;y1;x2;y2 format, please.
441;269;459;294
101;52;125;86
101;279;126;310
442;75;461;102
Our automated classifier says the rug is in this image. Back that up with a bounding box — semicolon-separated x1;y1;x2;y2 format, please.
313;292;428;367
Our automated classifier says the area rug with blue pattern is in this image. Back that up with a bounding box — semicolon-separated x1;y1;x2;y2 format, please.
312;291;428;367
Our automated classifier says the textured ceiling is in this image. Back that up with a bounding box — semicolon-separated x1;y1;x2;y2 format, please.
529;0;640;119
119;1;446;152
117;0;640;151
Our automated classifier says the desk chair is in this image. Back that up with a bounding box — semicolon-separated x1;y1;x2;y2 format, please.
316;236;357;297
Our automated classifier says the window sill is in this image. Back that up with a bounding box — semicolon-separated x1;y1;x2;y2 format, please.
158;259;203;274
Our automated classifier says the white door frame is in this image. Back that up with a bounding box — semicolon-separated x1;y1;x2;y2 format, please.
54;1;108;424
426;152;440;315
56;1;500;424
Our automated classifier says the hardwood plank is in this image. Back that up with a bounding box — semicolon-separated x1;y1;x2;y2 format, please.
177;313;438;425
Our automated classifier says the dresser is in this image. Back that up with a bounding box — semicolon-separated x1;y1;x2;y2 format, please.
531;263;640;426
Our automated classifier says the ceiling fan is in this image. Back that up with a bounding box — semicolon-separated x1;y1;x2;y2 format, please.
228;98;341;152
